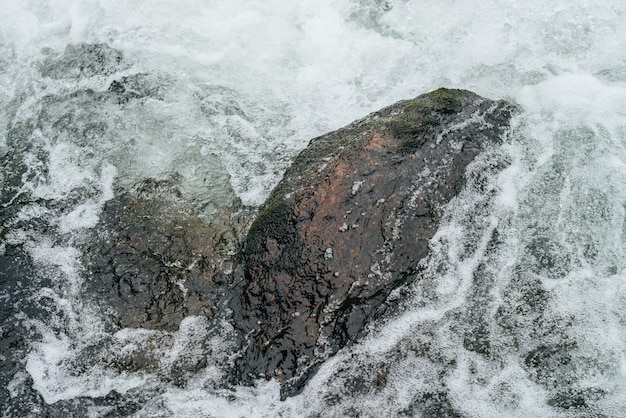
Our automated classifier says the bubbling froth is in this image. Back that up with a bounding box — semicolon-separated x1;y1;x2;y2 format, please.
2;0;626;416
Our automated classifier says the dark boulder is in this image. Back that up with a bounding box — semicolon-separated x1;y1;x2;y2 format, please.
232;88;517;395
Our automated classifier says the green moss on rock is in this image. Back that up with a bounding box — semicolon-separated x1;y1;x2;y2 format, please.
391;88;470;151
423;87;465;113
244;199;293;256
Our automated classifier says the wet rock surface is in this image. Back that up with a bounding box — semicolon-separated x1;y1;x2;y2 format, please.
83;179;252;331
231;88;516;395
0;246;47;415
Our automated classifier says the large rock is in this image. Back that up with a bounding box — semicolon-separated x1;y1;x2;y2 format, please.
232;88;517;395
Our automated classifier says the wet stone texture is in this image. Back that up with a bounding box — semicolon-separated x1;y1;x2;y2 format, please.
84;179;252;331
0;246;49;415
232;88;516;396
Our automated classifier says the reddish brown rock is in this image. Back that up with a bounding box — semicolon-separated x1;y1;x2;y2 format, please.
232;88;517;395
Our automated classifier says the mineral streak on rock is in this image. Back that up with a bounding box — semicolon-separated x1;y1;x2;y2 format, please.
232;88;517;396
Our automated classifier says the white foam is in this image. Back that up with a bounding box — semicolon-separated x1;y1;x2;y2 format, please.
58;163;116;233
3;0;626;416
26;334;149;404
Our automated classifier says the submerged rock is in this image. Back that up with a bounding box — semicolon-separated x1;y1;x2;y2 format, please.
231;88;517;395
39;43;128;80
84;178;252;331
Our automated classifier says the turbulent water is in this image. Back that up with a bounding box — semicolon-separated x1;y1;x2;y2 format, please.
2;0;626;416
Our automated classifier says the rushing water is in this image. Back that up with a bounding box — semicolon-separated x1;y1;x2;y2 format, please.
2;0;626;416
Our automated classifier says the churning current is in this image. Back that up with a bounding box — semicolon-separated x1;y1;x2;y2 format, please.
2;0;626;416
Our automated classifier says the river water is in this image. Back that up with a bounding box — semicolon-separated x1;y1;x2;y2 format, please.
2;0;626;416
